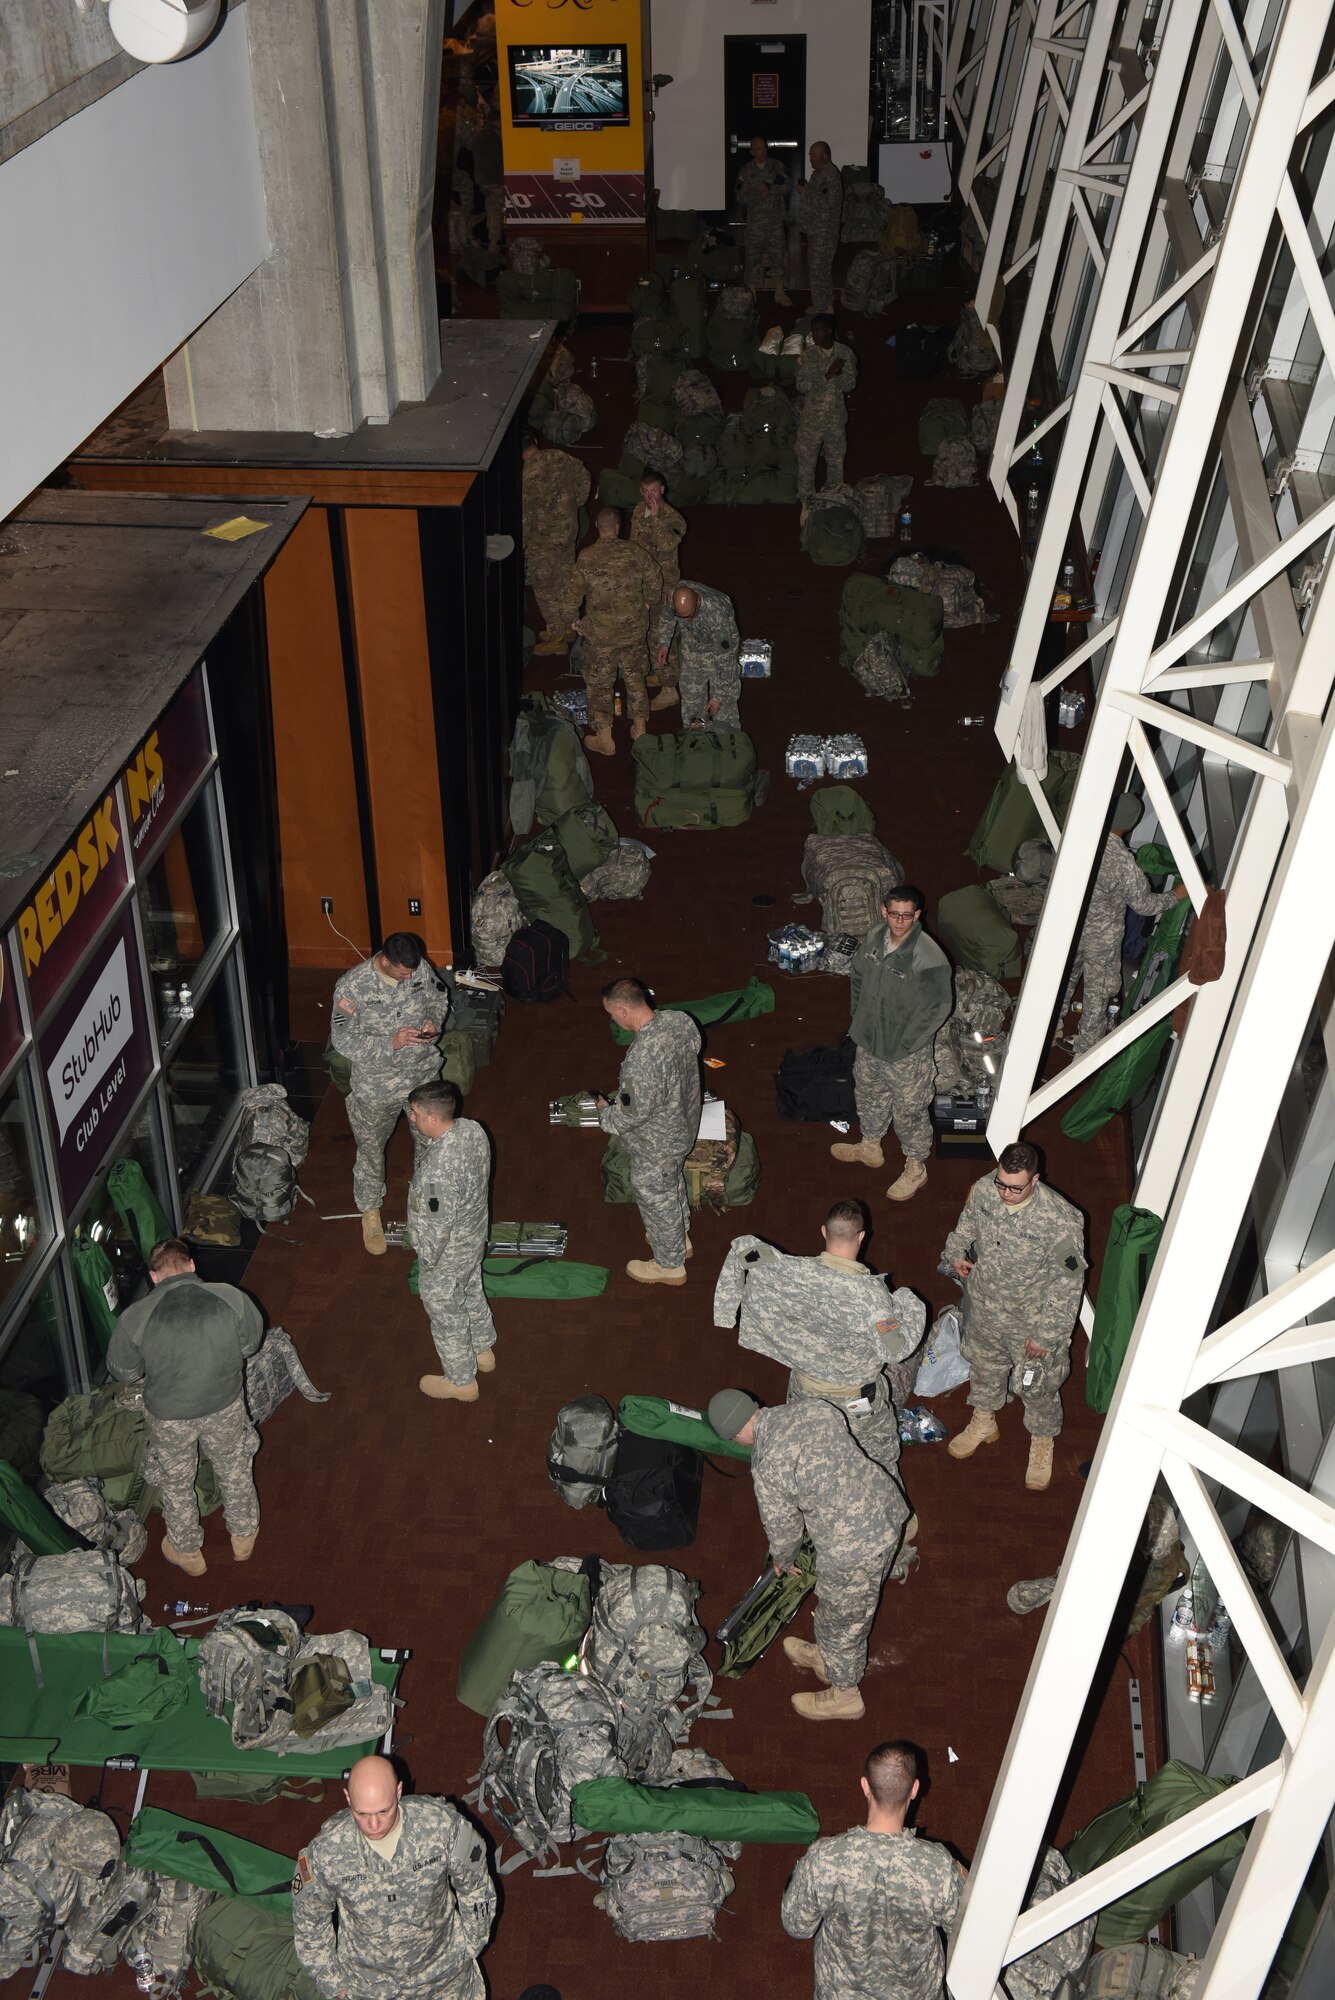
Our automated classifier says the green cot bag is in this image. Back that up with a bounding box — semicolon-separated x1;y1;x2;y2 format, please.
107;1159;172;1260
966;757;1081;872
551;802;619;879
409;1258;610;1301
456;1560;592;1717
1087;1206;1163;1413
76;1643;195;1725
1064;1762;1247;1946
502;830;598;958
70;1230;120;1353
191;1899;322;2000
918;396;968;455
0;1459;81;1556
571;1778;820;1847
937;885;1023;978
126;1806;297;1906
437;1029;475;1099
617;1396;752;1463
597;467;643;510
717;1538;818;1677
810;786;876;836
607;975;776;1043
321;1041;352;1095
193;1772;326;1805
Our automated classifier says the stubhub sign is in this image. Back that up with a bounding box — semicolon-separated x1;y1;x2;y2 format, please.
46;937;135;1143
37;907;154;1212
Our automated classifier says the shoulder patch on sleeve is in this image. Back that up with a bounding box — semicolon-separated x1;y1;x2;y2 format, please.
337;996;357;1014
875;1317;900;1337
294;1852;312;1891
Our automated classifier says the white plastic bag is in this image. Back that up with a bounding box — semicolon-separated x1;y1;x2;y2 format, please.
915;1307;971;1396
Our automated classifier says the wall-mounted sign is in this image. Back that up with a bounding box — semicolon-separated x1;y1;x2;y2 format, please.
17;794;130;1024
752;73;780;110
37;904;154;1213
124;671;214;870
553;157;582;180
0;939;23;1079
504;171;644;221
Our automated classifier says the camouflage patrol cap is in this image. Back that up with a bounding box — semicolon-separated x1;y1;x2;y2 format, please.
707;1388;759;1439
1111;792;1144;833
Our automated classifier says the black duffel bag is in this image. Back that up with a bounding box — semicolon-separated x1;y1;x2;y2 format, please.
603;1433;703;1550
774;1037;859;1122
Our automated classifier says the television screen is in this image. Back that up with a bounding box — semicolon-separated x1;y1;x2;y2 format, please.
507;44;631;126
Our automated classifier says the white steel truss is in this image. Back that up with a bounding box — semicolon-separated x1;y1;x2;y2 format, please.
949;2;1335;1996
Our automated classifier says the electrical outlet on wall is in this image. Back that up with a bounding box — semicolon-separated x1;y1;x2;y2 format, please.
408;899;422;916
321;897;334;915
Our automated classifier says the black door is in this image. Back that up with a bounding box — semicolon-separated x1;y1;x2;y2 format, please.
724;35;806;223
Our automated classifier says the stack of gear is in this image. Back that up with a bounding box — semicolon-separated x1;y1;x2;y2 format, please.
41;1381;224;1527
589;1748;743;1941
508;697;594;838
579;840;653;904
499;235;578;327
801;488;866;565
231;1084;312;1228
197;1604;393;1754
841;248;898;314
918;397;977;487
800;832;904;936
927;436;979;487
632;729;762;831
839;169;888;241
933;970;1013;1096
705;285;759;373
883;552;992;626
0;1789;157;1982
502;827;599;959
849;633;914;708
603;1106;760;1219
986;837;1053;928
708;387;799;505
538;379;596;447
839;571;946;679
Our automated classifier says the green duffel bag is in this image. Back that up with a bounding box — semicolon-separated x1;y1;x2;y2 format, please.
706;331;758;374
633;730;759;831
321;1040;352;1095
551;801;619;879
670;465;713;507
502;831;598;957
628;272;669;317
602;1123;759;1212
717;419;749;477
637;397;677;435
670;273;708;358
638;350;682;406
607;975;776;1044
41;1386;222;1523
675;409;724;451
937;885;1023;978
598;467;643;510
126;1806;297;1906
1087;1206;1163;1413
741;385;797;449
571;1777;820;1847
617;1396;752;1464
191;1898;321;2000
802;502;865;566
631;314;688;363
408;1258;610;1301
70;1230;121;1354
656;207;700;243
675;729;757;794
699;238;744;283
810;785;876;836
705;471;751;507
1064;1761;1246;1947
918;395;968;455
437;1029;475;1099
0;1460;81;1557
456;1560;592;1717
107;1160;172;1260
529;709;593;828
966;757;1081;871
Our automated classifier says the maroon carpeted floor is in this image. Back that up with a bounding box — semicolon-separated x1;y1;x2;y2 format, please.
54;253;1161;1999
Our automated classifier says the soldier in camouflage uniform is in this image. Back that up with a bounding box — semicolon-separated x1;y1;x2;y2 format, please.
713;1200;925;1481
521;432;591;656
573;508;662;756
781;1741;964;1998
597;977;702;1285
106;1238;263;1576
406;1081;496;1404
796;316;858;500
654;580;742;729
797;141;843;316
833;886;953;1203
943;1139;1087;1490
331;933;445;1255
736;136;792;303
708;1388;910;1721
293;1755;495;2000
1060;794;1188;1054
630;471;687;715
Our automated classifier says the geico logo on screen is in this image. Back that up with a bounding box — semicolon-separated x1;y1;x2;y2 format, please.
17;798;120;974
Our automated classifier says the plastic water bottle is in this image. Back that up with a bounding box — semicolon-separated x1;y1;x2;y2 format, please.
898;508;912;542
1061;557;1075;592
1026;482;1040;523
126;1946;156;1993
589;355;599;379
164;1599;209;1616
959;715;986;728
177;980;194;1022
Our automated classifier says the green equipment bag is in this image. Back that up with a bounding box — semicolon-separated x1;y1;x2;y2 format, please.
966;757;1081;871
670;465;713;507
617;1396;753;1464
75;1641;196;1724
106;1159;172;1260
70;1230;120;1354
40;1386;222;1522
741;385;797;451
193;1772;326;1806
670;273;708;358
551;802;619;880
437;1030;475;1099
597;467;643;510
676;409;724;453
632;729;760;832
608;975;776;1044
320;1041;352;1095
602;1121;759;1214
0;1459;81;1556
1083;1942;1200;2000
937;885;1023;978
571;1778;820;1847
1087;1206;1163;1413
456;1560;593;1717
917;396;968;455
126;1806;297;1906
631;314;689;364
809;785;877;836
802;501;866;567
717;1538;818;1677
502;831;598;958
838;573;945;678
1063;1761;1246;1946
191;1898;322;2000
409;1258;610;1301
656;207;700;242
628;272;669;317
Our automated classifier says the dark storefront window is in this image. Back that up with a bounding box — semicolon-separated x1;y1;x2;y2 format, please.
0;1073;51;1315
0;1271;69;1409
138;786;225;1047
164;965;248;1190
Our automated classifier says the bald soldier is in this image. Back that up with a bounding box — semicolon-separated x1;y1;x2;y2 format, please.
572;507;662;756
293;1756;496;2000
654;581;742;729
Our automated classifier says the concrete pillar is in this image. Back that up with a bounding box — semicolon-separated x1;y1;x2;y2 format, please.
163;0;445;435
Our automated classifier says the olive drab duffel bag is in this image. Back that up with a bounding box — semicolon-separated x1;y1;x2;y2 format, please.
801;497;866;567
936;885;1023;978
456;1560;594;1718
502;831;599;958
550;802;619;881
632;730;760;831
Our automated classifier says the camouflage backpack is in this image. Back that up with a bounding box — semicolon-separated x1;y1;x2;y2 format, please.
0;1548;147;1638
595;1832;734;1941
841;182;888;242
1015;837;1055;885
1004;1847;1097;2000
476;1658;650;1866
197;1605;305;1752
471;870;523;967
672;368;722;419
853;474;911;539
682;1106;761;1213
801;832;905;935
231;1085;311;1226
949;303;998;375
0;1792;139;1982
718;283;754;318
850;632;913;707
841;248;897;314
38;1478;148;1565
540;382;595;446
927;436;979;487
509;234;549;276
581;842;652;903
970;399;1002;453
623;420;683;474
244;1326;330;1428
934;969;1013;1094
582;1562;712;1743
885;555;988;626
119;1874;215;1988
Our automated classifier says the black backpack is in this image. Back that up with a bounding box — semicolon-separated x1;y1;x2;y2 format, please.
604;1435;703;1551
774;1037;859;1122
502;920;570;1003
897;324;952;380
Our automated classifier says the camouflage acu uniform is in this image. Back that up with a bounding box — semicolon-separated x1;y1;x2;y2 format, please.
522;445;591;637
796;339;858;498
331;959;445;1213
848;922;953;1161
655;581;741;728
714;1235;925;1477
799;162;844;314
107;1272;263;1556
598;1011;702;1268
408;1119;496;1385
293;1796;495;2000
736;155;790;292
943;1178;1087;1436
1063;832;1179;1053
781;1824;963;2000
574;536;662;734
630;499;688;595
750;1400;909;1689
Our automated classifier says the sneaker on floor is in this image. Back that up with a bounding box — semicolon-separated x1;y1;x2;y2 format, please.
792;1685;865;1721
420;1375;481;1402
162;1537;207;1577
626;1258;687;1286
231;1533;258;1562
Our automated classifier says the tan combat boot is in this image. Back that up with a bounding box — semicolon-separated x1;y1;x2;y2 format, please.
650;686;679;712
792;1685;865;1721
162;1538;207;1577
532;634;569;656
419;1375;480;1402
583;728;616;757
774;285;793;307
361;1209;387;1256
830;1137;884;1167
629;719;647;740
887;1159;927;1202
948;1409;1001;1459
626;1258;687;1286
782;1636;830;1681
475;1349;497;1374
1025;1436;1055;1491
231;1533;258;1562
646;1233;692;1260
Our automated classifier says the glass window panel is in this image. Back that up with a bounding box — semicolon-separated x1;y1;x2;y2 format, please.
0;1070;52;1314
0;1271;70;1416
138;786;226;1044
163;965;247;1193
74;1102;171;1330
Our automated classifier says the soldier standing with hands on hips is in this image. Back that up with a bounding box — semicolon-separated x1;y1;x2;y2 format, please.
331;934;445;1257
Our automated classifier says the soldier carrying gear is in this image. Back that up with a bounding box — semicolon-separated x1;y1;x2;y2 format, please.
707;1388;911;1723
1058;792;1189;1053
797;141;843;317
521;431;591;657
572;508;663;757
796;315;859;503
942;1139;1087;1491
736;135;791;305
407;1079;497;1404
597;977;702;1286
654;580;742;730
331;932;445;1256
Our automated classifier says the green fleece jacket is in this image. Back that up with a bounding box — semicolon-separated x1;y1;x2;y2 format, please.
848;921;954;1065
106;1273;263;1420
